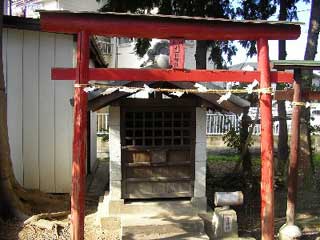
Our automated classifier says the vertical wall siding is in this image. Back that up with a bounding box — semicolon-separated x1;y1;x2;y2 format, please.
6;29;23;185
4;28;74;193
23;30;40;189
54;35;74;193
39;32;56;192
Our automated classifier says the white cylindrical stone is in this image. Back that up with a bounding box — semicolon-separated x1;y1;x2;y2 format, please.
214;191;244;206
279;224;302;240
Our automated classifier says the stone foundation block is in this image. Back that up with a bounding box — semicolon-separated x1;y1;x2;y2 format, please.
109;143;121;162
110;180;122;200
196;107;207;142
110;160;122;181
109;126;121;145
194;162;206;198
191;197;207;212
195;142;207;162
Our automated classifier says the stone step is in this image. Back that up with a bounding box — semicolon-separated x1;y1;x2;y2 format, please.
123;232;209;240
122;213;209;240
120;200;199;216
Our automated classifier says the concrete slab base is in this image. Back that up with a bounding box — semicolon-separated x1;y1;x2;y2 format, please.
96;192;211;240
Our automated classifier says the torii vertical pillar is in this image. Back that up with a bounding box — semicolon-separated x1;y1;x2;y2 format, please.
258;38;274;240
286;69;302;225
71;31;90;240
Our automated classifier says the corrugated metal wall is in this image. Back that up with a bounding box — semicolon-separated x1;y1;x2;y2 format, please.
3;28;75;193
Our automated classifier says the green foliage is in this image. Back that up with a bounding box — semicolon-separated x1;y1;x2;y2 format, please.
236;0;277;57
236;0;303;57
207;153;261;165
208;40;237;69
98;0;154;13
207;153;239;163
222;127;241;152
222;126;254;152
313;152;320;167
134;38;152;58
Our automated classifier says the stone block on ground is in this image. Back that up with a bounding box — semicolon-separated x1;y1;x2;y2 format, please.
211;207;238;239
100;216;122;233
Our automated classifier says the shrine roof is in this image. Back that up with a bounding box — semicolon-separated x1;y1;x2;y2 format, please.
39;10;302;41
84;80;250;113
272;60;320;70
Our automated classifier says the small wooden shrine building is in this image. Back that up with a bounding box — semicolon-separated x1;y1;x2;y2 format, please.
88;81;249;207
38;11;301;240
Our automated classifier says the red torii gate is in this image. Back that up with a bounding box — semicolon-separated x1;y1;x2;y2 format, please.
39;11;301;240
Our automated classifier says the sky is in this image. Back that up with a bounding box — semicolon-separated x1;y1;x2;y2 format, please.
230;1;320;66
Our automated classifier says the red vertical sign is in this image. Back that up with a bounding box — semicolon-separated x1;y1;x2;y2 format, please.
169;39;185;69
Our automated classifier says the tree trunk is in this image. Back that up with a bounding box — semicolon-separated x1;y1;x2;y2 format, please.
195;40;207;69
0;0;26;219
276;0;289;177
300;0;320;187
276;100;289;175
240;107;252;181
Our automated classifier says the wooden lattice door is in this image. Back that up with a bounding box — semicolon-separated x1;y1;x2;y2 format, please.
121;106;195;199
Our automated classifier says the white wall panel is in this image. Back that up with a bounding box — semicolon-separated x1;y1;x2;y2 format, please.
22;30;40;189
54;34;74;193
6;29;23;185
39;32;56;192
5;28;75;193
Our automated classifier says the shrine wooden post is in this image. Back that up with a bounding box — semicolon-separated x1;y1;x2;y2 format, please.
71;31;90;240
258;38;274;240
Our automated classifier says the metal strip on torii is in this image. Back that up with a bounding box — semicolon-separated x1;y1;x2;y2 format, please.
38;10;301;240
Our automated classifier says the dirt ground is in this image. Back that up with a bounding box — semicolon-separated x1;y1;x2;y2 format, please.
0;160;119;240
1;153;320;240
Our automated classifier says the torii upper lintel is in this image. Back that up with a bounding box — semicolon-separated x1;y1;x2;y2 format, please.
39;11;301;41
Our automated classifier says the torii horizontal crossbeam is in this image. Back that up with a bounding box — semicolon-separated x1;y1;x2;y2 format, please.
52;68;293;83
